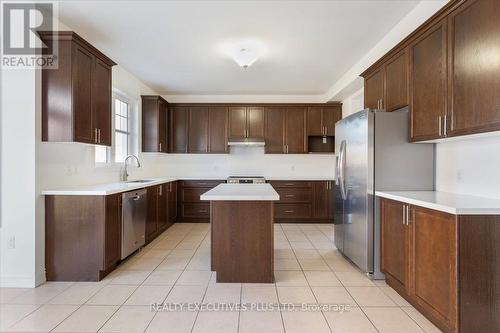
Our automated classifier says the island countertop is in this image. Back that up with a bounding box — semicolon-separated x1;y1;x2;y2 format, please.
200;184;279;201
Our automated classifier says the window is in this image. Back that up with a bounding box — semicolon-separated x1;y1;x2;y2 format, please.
95;93;136;163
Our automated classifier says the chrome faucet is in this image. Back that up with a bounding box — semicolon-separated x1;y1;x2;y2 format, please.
122;155;141;182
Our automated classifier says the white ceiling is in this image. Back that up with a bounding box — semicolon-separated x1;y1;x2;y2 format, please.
57;0;420;99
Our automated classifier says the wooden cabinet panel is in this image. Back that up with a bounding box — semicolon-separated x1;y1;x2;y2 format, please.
307;106;323;136
385;51;409;112
247;106;265;138
285;106;307;154
448;0;500;137
270;181;312;188
229;106;247;139
103;194;121;270
365;68;385;110
411;205;457;332
208;106;228;153
275;204;311;219
93;59;112;146
182;180;224;188
410;21;447;141
265;107;286;153
146;186;159;241
312;182;329;219
168;182;177;223
188;106;209;153
327;181;335;220
73;45;94;144
142;96;168;152
157;184;168;231
275;188;312;203
182;203;210;218
323;106;342;136
170;105;188;153
182;188;210;203
380;198;409;290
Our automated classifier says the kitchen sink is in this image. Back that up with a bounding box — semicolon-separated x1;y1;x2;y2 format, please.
125;179;155;184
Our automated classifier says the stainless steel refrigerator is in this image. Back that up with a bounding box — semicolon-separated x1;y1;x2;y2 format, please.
334;108;434;279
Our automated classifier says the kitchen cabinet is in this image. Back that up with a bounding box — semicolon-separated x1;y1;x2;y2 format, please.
208;106;228;153
170;105;189;153
411;205;457;333
363;50;408;112
146;183;174;243
409;21;448;141
270;181;333;222
176;180;225;222
264;106;306;154
45;193;122;281
141;96;168;153
229;106;264;139
364;68;385;110
157;184;169;231
188;106;209;153
264;106;286;153
447;0;500;137
380;199;410;291
307;105;342;136
146;185;160;242
167;181;178;223
40;31;116;146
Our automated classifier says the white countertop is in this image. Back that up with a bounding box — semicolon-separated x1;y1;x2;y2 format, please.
41;178;177;196
375;191;500;215
200;184;279;201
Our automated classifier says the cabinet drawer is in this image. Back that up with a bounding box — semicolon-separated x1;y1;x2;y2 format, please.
182;203;210;218
275;204;312;219
276;188;312;203
181;188;210;202
182;180;224;188
269;181;312;188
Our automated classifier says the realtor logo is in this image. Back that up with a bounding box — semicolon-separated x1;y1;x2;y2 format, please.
1;1;58;68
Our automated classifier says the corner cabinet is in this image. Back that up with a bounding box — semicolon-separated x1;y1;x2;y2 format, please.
142;96;168;153
40;31;116;146
380;197;500;333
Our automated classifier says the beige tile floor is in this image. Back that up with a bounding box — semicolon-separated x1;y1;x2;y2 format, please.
0;223;443;333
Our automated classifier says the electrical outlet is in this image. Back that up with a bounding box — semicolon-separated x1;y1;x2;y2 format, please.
7;237;15;249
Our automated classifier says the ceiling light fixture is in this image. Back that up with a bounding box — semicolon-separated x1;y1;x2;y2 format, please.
220;40;266;69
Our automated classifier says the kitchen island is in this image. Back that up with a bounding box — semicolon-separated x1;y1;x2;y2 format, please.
201;184;279;283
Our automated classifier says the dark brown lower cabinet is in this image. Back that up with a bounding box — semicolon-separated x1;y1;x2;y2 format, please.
380;198;500;333
176;180;225;222
45;194;122;281
270;181;334;223
146;183;174;243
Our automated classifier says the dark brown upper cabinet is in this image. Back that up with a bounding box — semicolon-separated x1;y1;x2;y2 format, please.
41;31;116;146
170;105;188;153
188;106;209;153
447;0;500;137
364;68;385;110
229;106;264;139
363;50;409;112
208;106;228;153
307;105;342;136
264;106;286;153
141;96;168;153
409;21;447;142
264;106;306;154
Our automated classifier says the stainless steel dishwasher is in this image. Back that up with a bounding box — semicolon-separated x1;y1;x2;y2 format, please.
121;189;147;259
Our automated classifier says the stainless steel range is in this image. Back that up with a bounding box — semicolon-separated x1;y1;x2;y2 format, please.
226;176;266;184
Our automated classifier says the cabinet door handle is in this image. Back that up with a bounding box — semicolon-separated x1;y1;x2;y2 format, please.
199;209;208;213
406;205;409;225
402;205;406;225
286;145;289;154
98;128;101;143
94;128;98;143
438;116;442;136
443;115;447;137
159;143;162;152
285;210;294;213
285;194;294;198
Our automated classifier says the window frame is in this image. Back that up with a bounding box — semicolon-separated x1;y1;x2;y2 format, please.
95;90;138;165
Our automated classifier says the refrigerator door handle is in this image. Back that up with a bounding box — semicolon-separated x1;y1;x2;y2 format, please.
338;140;347;200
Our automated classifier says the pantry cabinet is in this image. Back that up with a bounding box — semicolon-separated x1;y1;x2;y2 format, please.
142;96;168;153
40;31;116;146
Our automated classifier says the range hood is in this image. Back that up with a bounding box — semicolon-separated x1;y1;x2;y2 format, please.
227;138;265;147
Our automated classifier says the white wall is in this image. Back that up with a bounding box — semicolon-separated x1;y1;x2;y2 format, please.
435;135;500;199
157;147;335;179
341;88;364;118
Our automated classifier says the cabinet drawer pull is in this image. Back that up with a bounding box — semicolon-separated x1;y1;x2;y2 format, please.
285;194;294;198
199;209;208;213
284;183;295;186
284;210;294;213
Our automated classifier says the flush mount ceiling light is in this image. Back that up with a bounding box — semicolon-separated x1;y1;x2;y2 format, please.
220;40;266;69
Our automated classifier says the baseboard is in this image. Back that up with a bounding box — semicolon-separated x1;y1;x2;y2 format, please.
0;275;37;288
